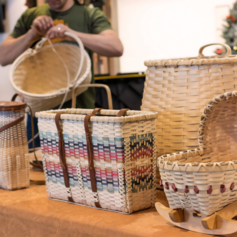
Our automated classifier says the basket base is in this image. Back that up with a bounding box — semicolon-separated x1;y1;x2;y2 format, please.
155;202;237;235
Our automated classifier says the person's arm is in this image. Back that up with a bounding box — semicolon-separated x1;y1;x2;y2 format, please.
0;15;54;66
46;24;123;57
0;31;39;66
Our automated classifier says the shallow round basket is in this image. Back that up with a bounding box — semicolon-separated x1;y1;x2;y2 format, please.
10;32;91;114
158;91;237;216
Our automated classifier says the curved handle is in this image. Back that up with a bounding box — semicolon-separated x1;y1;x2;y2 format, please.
11;93;25;103
198;43;232;58
35;31;85;89
72;84;113;110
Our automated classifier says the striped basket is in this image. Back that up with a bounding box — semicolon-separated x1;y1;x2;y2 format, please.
158;91;237;216
142;43;237;156
36;108;158;214
0;94;29;190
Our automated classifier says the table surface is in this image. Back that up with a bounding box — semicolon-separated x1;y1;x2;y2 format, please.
0;184;235;237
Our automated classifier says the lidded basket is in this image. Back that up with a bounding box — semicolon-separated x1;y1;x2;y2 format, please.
142;43;237;156
0;94;30;190
158;91;237;216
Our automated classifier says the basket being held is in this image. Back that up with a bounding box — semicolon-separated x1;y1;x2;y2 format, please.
10;32;91;114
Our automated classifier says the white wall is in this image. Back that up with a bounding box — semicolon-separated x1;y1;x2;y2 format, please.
0;0;27;101
117;0;235;73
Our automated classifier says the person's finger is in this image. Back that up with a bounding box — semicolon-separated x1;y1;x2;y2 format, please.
33;20;43;34
45;16;54;28
41;17;48;30
48;31;54;39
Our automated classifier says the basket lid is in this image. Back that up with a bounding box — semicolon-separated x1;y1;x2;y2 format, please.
144;43;237;67
0;94;27;112
0;101;27;112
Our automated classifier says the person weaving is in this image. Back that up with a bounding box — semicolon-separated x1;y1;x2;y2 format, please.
0;0;123;109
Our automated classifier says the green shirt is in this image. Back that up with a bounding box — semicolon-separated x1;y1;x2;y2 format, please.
10;3;112;109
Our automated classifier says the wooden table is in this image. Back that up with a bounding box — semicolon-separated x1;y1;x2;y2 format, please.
0;185;235;237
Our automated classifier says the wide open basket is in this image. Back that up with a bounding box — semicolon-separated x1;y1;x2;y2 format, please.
10;32;91;114
0;94;30;190
36;108;158;214
158;91;237;216
142;43;237;156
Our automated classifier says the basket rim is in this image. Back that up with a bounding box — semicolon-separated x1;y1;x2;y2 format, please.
9;43;91;99
36;108;158;123
144;55;237;67
158;147;237;171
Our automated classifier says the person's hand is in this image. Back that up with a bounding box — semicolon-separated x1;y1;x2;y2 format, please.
31;16;54;38
46;24;74;41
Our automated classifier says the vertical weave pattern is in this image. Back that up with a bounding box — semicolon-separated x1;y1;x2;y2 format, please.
0;110;29;190
37;109;157;214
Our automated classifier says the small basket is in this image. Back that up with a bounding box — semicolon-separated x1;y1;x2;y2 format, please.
0;94;30;190
10;32;91;114
158;91;237;216
36;108;158;214
142;43;237;156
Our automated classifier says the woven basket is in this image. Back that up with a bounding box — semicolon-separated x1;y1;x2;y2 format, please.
10;32;91;114
0;94;30;190
142;43;237;156
36;108;158;214
158;91;237;216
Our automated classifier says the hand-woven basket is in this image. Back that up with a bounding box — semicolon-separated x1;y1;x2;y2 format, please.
158;91;237;216
36;108;158;214
0;94;30;190
142;43;237;156
10;32;91;114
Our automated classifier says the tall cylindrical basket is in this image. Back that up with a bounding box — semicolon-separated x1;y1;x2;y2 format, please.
142;43;237;156
0;94;29;190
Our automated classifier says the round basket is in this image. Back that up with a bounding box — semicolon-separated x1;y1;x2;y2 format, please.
142;43;237;156
10;32;91;114
158;91;237;216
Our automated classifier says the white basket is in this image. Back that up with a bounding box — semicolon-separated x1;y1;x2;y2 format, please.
36;108;158;214
10;32;91;114
158;91;237;216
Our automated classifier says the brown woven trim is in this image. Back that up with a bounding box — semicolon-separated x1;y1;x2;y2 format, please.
0;102;27;112
0;115;25;134
0;93;27;112
55;112;74;203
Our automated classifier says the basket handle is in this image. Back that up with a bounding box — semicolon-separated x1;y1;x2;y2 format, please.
55;112;74;203
35;31;85;90
71;84;113;109
116;108;130;117
11;93;25;103
198;43;232;58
